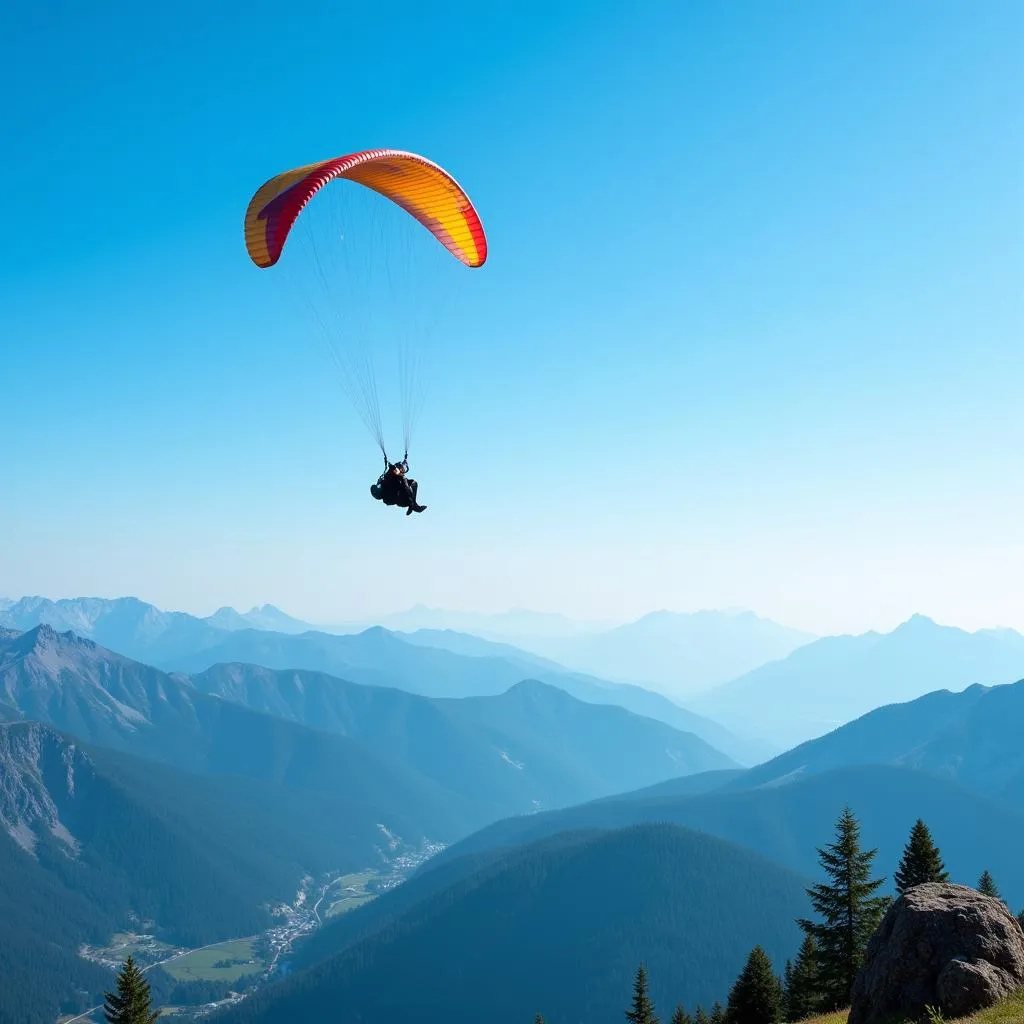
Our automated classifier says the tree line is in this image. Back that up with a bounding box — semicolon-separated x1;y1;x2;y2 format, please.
537;807;1024;1024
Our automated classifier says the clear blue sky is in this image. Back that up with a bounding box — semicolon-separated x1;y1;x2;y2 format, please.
3;0;1022;634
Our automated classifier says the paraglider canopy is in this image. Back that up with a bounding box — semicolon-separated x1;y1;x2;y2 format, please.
242;148;487;464
244;148;487;270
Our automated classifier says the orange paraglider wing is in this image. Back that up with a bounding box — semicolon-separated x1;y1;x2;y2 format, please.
244;149;487;270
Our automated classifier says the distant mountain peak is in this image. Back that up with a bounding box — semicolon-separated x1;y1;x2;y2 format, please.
504;677;561;698
625;607;809;629
354;625;408;647
237;603;317;634
22;622;98;652
204;606;251;631
1;626;161;737
896;613;940;629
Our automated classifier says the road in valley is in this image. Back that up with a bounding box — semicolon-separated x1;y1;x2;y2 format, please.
63;835;446;1023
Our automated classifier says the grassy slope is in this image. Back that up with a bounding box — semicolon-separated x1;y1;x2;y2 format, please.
800;992;1024;1024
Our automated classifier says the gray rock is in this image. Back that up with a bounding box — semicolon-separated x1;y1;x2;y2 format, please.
936;958;1017;1020
848;882;1024;1024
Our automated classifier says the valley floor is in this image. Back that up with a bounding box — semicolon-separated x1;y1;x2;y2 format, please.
63;835;446;1022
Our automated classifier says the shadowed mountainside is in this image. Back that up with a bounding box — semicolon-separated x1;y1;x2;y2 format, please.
423;765;1024;910
214;823;811;1024
726;678;1024;806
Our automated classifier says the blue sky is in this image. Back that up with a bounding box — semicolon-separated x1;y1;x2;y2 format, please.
3;0;1022;634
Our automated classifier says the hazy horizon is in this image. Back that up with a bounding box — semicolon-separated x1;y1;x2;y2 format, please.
6;589;1024;642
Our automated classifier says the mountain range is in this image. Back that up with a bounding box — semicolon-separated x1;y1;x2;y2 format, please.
0;623;739;1023
4;593;1023;1024
0;596;772;764
205;670;1024;1023
342;603;617;639
729;677;1024;803
355;604;816;695
9;596;1024;758
0;595;317;641
173;626;771;763
189;663;737;811
503;608;815;696
687;614;1024;747
0;625;480;863
1;625;733;828
414;669;1024;910
204;603;317;633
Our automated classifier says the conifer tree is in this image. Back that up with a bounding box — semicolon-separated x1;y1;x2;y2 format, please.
693;1008;710;1024
725;945;782;1024
626;965;660;1024
797;805;888;1010
784;935;821;1021
671;1006;693;1024
103;956;159;1024
535;1015;545;1024
894;819;949;893
1017;908;1024;932
709;1001;725;1024
977;870;1001;900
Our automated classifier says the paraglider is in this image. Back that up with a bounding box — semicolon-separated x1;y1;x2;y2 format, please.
370;458;427;515
243;148;487;516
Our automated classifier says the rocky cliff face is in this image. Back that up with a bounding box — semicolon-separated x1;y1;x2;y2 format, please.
848;882;1024;1024
0;721;90;856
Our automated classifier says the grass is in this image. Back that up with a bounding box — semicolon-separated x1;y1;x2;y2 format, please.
952;992;1024;1023
326;893;376;918
322;868;381;918
92;932;176;956
334;870;378;888
800;991;1024;1024
161;937;264;983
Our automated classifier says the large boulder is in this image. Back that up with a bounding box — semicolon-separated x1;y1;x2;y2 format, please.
848;882;1024;1024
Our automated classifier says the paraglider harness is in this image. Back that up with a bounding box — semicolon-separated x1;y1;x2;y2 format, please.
370;451;419;510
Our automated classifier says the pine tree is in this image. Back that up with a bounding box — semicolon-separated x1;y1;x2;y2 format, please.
725;945;783;1024
797;805;889;1010
671;1006;693;1024
784;935;821;1021
535;1016;545;1024
694;1009;710;1024
103;956;159;1024
894;819;949;893
626;965;660;1024
710;1001;725;1024
977;870;1001;900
